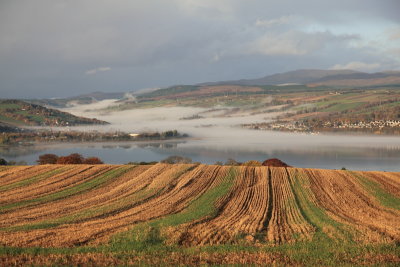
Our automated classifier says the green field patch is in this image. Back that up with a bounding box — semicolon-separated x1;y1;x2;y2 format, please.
0;103;21;110
139;85;200;99
2;109;45;125
107;167;237;252
351;172;400;210
1;240;398;266
0;166;132;213
366;101;400;112
26;114;45;123
196;240;400;266
320;101;365;112
0;166;70;192
266;239;400;266
0;114;25;125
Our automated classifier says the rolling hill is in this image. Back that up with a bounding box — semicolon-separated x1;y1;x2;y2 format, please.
200;69;360;86
32;69;400;110
0;164;398;266
200;69;400;87
0;99;108;127
133;69;400;103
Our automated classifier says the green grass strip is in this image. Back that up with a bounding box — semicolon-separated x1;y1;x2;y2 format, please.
107;167;237;252
0;166;133;213
288;169;353;243
0;166;70;192
154;167;236;227
350;171;400;210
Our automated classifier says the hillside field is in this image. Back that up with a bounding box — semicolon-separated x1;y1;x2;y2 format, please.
0;164;399;266
0;99;107;127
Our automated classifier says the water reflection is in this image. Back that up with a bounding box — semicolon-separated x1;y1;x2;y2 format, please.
0;139;399;171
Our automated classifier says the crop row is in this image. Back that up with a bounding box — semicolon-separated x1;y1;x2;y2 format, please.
0;164;398;248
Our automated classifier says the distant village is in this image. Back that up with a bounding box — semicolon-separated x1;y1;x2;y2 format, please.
243;120;400;134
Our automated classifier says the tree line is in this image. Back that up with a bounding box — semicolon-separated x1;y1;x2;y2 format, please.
37;153;103;165
1;153;291;167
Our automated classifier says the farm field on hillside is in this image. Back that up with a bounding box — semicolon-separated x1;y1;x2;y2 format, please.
0;164;399;266
74;87;400;135
238;88;400;134
0;100;107;127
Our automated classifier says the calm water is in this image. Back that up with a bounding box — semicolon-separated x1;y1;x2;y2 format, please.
13;104;395;171
1;137;400;171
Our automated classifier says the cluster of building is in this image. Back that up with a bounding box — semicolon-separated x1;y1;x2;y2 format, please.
324;120;400;129
242;122;310;132
243;120;400;133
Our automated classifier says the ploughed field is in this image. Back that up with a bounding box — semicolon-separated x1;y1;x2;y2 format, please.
0;164;399;266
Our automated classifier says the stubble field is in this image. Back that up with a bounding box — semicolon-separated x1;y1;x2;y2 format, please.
0;164;399;266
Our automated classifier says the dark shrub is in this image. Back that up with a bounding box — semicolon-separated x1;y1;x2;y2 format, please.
83;157;104;164
56;153;84;164
262;158;291;167
0;158;7;165
37;154;59;164
161;155;192;164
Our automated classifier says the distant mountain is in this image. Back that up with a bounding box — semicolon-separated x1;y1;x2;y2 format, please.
0;99;108;127
200;69;361;86
33;69;400;106
134;69;400;102
199;69;400;87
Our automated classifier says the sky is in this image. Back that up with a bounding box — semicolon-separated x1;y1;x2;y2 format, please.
1;0;400;98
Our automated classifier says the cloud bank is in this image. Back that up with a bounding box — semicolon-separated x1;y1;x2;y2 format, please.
0;0;399;98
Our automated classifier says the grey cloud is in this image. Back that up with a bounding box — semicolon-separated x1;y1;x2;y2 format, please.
85;67;111;75
0;0;398;98
244;31;358;56
255;16;295;28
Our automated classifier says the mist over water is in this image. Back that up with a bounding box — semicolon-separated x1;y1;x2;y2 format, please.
8;100;399;171
61;100;400;149
60;100;277;135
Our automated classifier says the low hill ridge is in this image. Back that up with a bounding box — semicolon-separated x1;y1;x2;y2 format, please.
200;69;360;86
0;99;108;127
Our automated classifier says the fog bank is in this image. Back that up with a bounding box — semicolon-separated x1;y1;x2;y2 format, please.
56;100;400;151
